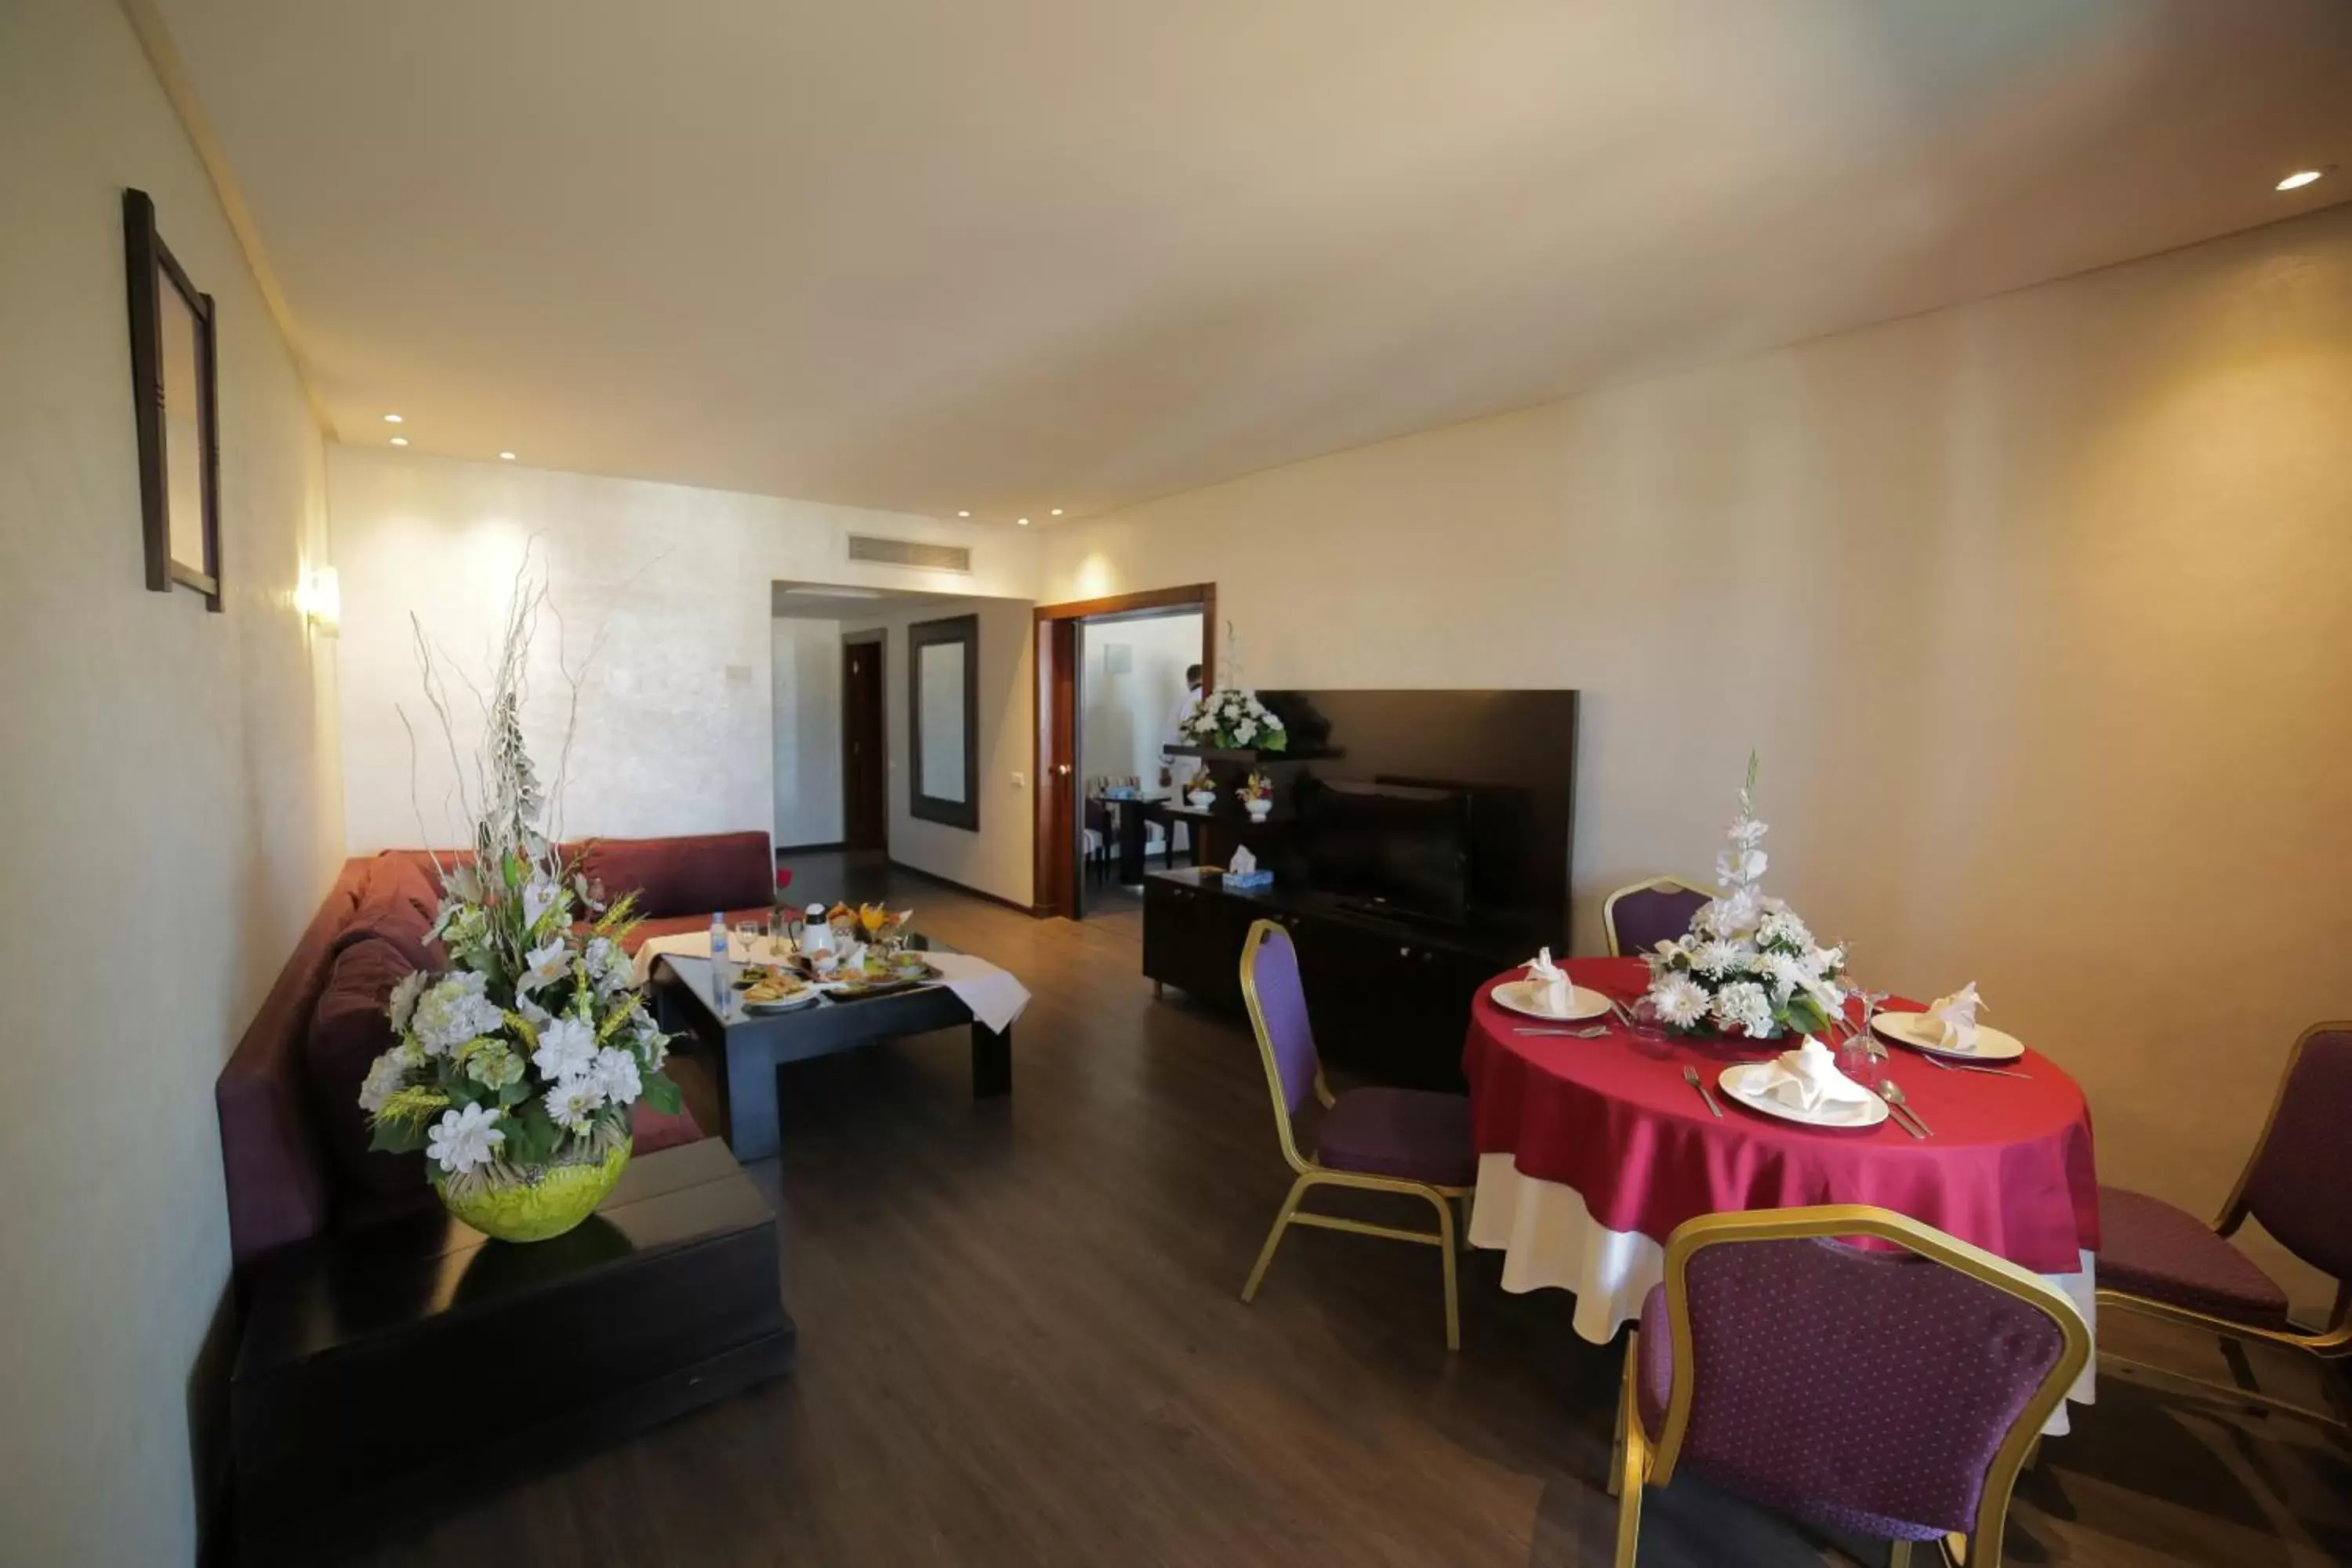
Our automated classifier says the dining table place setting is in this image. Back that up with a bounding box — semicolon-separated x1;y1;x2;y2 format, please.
1460;756;2102;1429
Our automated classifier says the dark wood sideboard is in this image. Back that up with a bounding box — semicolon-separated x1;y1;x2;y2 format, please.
1145;867;1537;1090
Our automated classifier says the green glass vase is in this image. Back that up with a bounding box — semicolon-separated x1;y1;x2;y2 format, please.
432;1138;632;1243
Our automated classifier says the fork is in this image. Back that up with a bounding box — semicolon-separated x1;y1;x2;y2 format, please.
1515;1025;1610;1038
1682;1065;1723;1118
1922;1054;2031;1080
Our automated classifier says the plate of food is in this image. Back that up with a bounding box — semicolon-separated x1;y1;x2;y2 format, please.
737;967;819;1013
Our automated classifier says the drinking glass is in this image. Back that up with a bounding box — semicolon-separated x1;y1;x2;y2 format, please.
1626;993;1669;1040
733;919;764;961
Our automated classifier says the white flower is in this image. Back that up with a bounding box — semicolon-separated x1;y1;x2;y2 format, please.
630;1009;670;1071
358;1050;412;1113
1797;971;1847;1018
411;972;505;1055
543;1080;606;1134
1710;981;1776;1039
1757;908;1813;952
517;994;552;1027
1650;973;1711;1028
425;1103;506;1174
387;969;428;1033
1728;816;1768;849
589;1047;642;1106
532;1015;598;1082
1689;940;1747;978
517;938;571;996
1758;950;1812;1001
1715;846;1767;888
1233;718;1258;744
583;935;631;995
522;874;564;931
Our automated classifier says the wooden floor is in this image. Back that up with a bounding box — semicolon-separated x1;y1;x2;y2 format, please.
354;854;2351;1567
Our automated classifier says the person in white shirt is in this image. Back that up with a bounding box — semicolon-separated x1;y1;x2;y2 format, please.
1160;664;1204;858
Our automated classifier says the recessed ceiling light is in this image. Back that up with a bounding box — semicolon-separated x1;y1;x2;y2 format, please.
956;510;970;517
2277;169;2325;191
383;413;403;423
1016;517;1030;526
389;437;408;446
1051;508;1063;516
499;452;516;460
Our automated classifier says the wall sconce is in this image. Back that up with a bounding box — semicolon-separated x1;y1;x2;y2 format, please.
296;565;341;635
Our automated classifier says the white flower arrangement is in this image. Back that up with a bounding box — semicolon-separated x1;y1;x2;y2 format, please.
1641;755;1847;1040
1178;688;1288;752
358;573;681;1197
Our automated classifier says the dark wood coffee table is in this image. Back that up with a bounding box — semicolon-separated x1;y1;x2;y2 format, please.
231;1138;793;1563
655;948;1011;1160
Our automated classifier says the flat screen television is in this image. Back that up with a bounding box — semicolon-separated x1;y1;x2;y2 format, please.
1299;781;1472;924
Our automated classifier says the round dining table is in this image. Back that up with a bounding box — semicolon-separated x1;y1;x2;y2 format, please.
1464;955;2102;1428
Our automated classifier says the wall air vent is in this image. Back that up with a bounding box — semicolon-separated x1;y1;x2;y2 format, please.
846;534;971;573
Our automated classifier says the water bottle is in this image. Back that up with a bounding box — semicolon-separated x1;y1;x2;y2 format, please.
709;913;729;1009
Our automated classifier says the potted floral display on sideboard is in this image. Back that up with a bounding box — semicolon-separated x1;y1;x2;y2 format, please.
357;581;683;1242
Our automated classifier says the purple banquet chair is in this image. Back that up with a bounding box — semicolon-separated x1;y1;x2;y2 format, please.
2095;1021;2352;1428
1238;918;1477;1349
1612;1206;2089;1568
1602;877;1710;958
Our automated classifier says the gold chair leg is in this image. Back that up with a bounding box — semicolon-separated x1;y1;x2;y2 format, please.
1608;1340;1632;1499
1428;1189;1461;1351
1241;1175;1309;1303
1889;1542;1912;1568
1612;1342;1647;1566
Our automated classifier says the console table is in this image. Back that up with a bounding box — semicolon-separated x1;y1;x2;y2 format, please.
230;1138;793;1564
1142;867;1548;1091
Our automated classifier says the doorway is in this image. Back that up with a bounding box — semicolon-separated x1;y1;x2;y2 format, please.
841;634;886;851
1032;584;1216;922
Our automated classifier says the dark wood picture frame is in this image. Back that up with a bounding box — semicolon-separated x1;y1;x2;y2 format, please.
908;614;980;831
123;187;223;611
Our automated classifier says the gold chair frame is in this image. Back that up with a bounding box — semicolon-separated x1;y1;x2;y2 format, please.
1610;1206;2091;1568
2094;1020;2352;1429
1600;877;1711;958
1237;919;1472;1351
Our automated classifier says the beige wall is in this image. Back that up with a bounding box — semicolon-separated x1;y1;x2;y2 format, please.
1040;205;2352;1309
0;2;344;1561
327;446;1037;853
840;598;1039;908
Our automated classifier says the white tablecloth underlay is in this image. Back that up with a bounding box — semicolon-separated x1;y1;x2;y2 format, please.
633;931;1031;1034
1468;1153;2098;1434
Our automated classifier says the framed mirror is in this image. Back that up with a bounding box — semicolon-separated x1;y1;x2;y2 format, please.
122;187;223;611
909;614;978;829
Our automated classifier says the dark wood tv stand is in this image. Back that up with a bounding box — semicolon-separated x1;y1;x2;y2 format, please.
1143;867;1543;1090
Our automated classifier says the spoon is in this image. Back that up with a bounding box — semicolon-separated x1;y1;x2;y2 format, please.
1881;1078;1932;1137
1516;1025;1610;1038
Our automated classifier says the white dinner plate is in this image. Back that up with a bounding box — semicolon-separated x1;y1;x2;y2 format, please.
1717;1063;1890;1130
1871;1011;2027;1062
742;988;822;1014
1490;979;1614;1022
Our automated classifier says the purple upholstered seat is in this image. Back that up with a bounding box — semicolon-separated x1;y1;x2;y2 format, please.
1634;1232;2071;1544
2099;1025;2352;1331
1606;880;1709;957
2096;1187;2291;1329
1240;919;1475;1347
1317;1088;1477;1187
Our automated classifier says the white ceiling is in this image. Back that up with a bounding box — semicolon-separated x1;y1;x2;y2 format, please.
154;0;2352;525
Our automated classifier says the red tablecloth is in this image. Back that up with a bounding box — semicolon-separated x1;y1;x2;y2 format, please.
1464;957;2100;1276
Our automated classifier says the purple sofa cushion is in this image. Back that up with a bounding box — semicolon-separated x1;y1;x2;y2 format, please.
572;832;773;921
2097;1185;2292;1328
1316;1087;1476;1187
304;931;434;1198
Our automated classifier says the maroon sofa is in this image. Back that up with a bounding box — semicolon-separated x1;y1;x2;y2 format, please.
214;830;777;1270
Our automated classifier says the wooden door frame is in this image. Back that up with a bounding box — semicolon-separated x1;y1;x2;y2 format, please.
1031;583;1217;920
840;630;887;852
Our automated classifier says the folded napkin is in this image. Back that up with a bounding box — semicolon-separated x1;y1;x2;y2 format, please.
1744;1036;1874;1114
1920;982;1985;1054
1523;948;1573;1017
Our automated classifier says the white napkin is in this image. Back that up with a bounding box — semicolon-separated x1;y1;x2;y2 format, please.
1524;948;1573;1017
1744;1036;1874;1113
1229;845;1258;877
1920;982;1985;1054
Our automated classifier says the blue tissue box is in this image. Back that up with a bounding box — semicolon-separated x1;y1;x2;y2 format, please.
1223;869;1273;889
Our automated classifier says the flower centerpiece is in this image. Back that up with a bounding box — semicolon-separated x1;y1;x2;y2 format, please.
1236;770;1274;821
358;580;683;1243
1176;621;1287;753
1641;755;1848;1040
